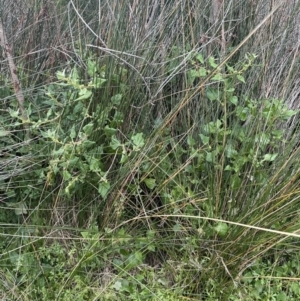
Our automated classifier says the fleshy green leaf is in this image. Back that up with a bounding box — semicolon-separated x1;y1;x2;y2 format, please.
56;70;66;80
206;152;214;163
93;77;107;88
230;95;238;105
225;144;238;158
227;87;235;93
74;89;92;101
120;149;128;164
87;59;96;77
104;125;117;137
82;140;95;148
113;281;122;291
63;170;72;181
187;69;199;84
263;153;278;162
110;136;122;150
83;123;94;136
208;56;218;68
41;129;57;140
71;67;79;83
0;129;10;137
211;73;223;81
98;181;110;200
237;74;245;83
226;64;234;73
200;134;209;144
89;157;101;172
187;135;195;147
70;125;76;139
214;222;228;237
196;53;204;64
281;108;298;119
81;231;89;239
131;133;144;150
198;67;207;77
111;94;122;105
206;89;219;101
127;251;143;269
8;108;19;118
144;178;156;190
14;201;28;215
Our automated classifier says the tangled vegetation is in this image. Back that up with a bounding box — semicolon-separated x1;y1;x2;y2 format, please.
1;0;300;300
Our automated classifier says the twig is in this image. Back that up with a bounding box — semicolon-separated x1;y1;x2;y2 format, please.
0;18;29;133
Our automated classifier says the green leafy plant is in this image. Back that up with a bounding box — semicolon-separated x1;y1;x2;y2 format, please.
1;1;300;300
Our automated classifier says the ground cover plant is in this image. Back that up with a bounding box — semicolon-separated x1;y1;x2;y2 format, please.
1;0;300;300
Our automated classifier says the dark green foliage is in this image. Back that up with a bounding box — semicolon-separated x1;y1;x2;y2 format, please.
1;0;300;300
